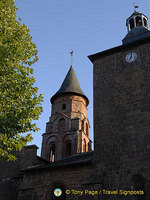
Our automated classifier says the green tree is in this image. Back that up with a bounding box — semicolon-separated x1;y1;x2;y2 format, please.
0;0;43;161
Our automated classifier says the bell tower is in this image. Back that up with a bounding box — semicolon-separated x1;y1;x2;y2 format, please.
123;11;150;44
89;9;150;199
41;66;92;162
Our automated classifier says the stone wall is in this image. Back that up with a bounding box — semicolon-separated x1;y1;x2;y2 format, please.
17;152;94;200
0;145;46;200
92;39;150;198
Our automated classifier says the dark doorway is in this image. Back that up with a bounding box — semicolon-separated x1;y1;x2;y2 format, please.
65;141;72;157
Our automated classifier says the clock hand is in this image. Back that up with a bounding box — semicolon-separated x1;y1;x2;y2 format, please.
129;52;132;60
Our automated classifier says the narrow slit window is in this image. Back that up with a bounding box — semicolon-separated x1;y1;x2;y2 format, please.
86;123;88;136
65;142;72;157
62;104;66;110
50;143;55;162
83;139;86;152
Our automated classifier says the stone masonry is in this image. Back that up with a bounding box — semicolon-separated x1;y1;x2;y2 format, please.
89;36;150;199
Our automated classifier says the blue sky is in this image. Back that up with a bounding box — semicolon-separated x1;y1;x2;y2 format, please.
15;0;150;155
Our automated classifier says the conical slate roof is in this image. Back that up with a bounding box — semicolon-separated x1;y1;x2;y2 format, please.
50;66;89;105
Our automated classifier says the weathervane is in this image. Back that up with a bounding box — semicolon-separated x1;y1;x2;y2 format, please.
133;2;139;11
70;50;74;65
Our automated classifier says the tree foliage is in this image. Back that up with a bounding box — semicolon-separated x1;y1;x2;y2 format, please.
0;0;43;161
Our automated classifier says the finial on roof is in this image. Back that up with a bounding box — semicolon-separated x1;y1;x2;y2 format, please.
133;2;138;11
70;50;73;65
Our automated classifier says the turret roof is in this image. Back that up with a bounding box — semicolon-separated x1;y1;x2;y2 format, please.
50;66;89;105
127;11;148;21
123;11;150;44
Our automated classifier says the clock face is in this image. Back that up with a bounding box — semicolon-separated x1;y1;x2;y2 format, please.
125;52;137;63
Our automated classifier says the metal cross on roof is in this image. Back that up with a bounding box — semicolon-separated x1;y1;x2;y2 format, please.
133;2;139;11
70;50;74;65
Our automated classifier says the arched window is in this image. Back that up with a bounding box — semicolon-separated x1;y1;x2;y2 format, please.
143;18;148;28
129;18;134;30
50;143;55;162
136;16;142;27
86;123;88;136
83;139;86;152
65;141;72;157
58;118;65;131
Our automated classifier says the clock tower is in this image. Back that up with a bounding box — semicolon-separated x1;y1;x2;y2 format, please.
89;10;150;199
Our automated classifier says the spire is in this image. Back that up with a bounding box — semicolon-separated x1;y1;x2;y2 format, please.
70;50;73;66
50;66;89;105
122;10;150;44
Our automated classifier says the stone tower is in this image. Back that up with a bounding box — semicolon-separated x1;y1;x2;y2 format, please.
89;11;150;198
41;66;92;161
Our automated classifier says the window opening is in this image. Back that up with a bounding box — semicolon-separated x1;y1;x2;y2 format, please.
62;104;66;110
50;143;55;162
65;141;72;157
143;18;147;28
129;18;134;30
136;16;142;27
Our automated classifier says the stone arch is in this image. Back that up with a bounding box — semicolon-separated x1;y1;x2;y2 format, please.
52;114;69;133
82;118;90;136
47;135;58;161
62;134;74;158
58;118;65;131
